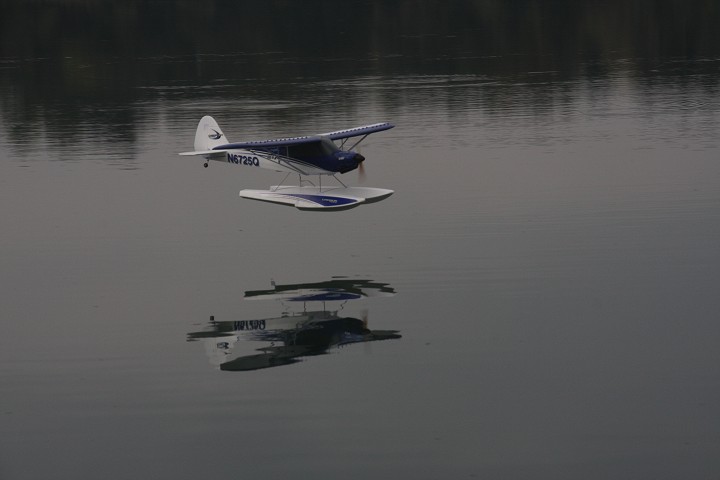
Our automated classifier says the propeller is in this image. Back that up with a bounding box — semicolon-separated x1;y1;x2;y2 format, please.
361;309;371;354
356;151;366;183
358;160;366;183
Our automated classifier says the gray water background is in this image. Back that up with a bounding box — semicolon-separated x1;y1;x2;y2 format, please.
1;2;719;478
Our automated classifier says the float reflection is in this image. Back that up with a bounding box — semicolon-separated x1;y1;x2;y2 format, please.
187;278;400;371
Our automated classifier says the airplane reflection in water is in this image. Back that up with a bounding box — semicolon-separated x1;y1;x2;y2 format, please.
187;278;401;371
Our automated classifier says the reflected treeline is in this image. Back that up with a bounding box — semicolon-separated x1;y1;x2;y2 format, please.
1;0;719;155
3;1;719;69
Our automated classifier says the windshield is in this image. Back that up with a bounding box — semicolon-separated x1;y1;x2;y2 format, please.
288;138;339;158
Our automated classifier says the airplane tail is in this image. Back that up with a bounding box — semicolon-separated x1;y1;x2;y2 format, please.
194;116;228;151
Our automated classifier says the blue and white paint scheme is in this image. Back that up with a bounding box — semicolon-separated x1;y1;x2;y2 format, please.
179;116;395;210
239;185;394;211
243;278;397;302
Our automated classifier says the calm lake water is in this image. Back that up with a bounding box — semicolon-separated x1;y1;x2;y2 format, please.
1;2;719;479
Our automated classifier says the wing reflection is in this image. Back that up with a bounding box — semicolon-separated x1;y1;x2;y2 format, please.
187;278;400;371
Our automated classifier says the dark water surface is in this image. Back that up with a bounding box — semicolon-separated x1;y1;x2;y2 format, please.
1;2;720;479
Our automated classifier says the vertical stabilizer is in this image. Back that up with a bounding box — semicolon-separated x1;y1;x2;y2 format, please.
194;116;228;151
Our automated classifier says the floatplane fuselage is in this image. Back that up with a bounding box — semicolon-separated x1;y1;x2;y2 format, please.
179;116;395;211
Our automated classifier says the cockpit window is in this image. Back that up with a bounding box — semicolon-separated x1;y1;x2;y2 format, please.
288;138;339;158
320;137;340;154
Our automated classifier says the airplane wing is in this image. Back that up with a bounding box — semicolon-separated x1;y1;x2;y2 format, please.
205;123;394;151
319;122;394;140
213;136;321;150
214;123;394;149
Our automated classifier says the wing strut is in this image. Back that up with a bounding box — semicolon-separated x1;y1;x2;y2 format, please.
271;172;293;192
334;174;348;188
341;134;370;151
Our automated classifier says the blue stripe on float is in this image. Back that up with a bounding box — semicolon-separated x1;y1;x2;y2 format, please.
279;194;358;206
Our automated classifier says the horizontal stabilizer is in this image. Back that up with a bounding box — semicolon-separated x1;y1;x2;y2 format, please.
178;149;228;157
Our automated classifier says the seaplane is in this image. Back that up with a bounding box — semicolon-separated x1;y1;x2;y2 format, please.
179;116;395;211
187;278;400;371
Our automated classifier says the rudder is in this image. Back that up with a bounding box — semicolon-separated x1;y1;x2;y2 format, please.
194;116;228;151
